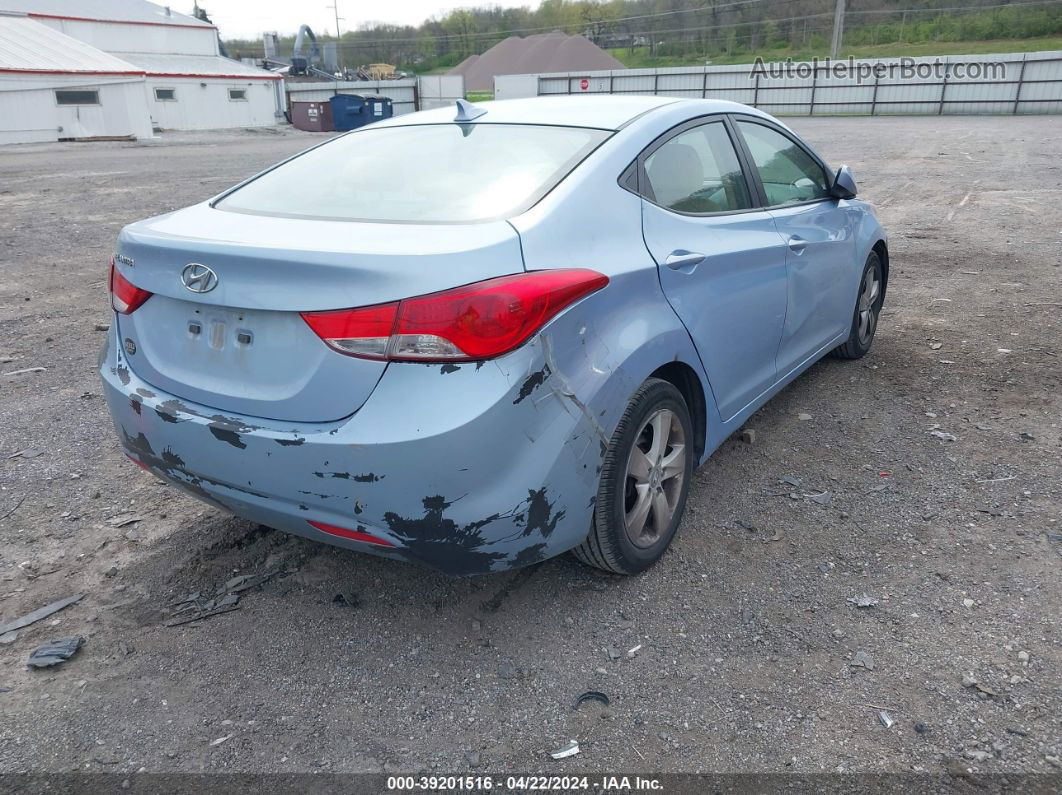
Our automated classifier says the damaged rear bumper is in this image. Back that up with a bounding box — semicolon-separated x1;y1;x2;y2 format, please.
99;324;602;575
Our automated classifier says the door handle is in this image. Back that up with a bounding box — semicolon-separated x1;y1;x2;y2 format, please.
664;250;706;270
787;236;809;254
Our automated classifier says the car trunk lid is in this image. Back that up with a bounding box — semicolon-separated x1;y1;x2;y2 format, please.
115;203;525;422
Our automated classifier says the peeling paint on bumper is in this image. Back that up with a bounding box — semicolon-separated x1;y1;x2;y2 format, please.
99;325;602;576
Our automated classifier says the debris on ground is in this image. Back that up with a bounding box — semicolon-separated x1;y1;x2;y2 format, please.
164;593;240;627
849;593;878;608
573;691;610;710
0;593;85;636
332;590;360;607
27;636;84;668
808;491;833;505
3;367;46;377
0;631;20;645
930;429;957;442
851;651;875;671
6;448;43;460
224;572;278;594
739;428;756;444
107;515;141;528
163;569;283;627
973;681;998;697
798;413;813;421
549;740;580;759
209;734;232;747
879;710;894;728
627;644;642;658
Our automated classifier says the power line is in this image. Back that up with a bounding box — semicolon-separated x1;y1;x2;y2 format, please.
354;1;817;47
229;0;1062;53
846;0;1062;16
238;0;817;47
625;11;834;39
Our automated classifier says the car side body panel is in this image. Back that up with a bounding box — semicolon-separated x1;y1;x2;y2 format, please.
99;97;888;575
510;124;722;464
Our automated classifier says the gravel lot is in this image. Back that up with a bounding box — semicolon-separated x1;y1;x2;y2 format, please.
0;117;1060;778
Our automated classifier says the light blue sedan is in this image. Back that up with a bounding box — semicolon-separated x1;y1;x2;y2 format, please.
101;96;887;575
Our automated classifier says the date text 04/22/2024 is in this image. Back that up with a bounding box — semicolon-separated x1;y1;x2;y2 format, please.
385;775;664;791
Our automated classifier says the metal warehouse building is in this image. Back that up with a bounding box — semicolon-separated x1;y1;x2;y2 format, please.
0;14;153;144
0;0;282;145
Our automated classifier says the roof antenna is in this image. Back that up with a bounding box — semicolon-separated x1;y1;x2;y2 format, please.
454;98;486;123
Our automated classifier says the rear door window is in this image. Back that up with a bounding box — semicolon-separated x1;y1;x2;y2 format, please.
736;120;830;206
217;124;610;223
643;121;752;214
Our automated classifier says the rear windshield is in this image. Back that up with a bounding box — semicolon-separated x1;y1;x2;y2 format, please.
216;123;610;223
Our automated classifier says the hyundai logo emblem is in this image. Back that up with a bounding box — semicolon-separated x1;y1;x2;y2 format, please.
181;263;218;293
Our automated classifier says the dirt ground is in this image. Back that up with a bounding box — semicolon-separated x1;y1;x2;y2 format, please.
0;117;1059;779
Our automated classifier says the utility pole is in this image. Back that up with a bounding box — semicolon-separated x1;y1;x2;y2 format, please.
830;0;846;59
327;2;344;70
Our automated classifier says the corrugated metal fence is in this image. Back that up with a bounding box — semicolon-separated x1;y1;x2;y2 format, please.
495;51;1062;115
286;75;464;115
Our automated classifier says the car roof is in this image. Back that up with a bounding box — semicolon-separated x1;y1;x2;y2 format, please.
370;95;761;132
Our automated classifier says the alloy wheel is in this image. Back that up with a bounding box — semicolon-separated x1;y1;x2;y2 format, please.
857;264;881;346
623;408;686;549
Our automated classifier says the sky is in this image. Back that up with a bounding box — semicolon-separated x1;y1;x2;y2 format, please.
197;0;533;40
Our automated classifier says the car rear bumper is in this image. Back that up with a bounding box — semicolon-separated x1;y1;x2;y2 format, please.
99;324;602;575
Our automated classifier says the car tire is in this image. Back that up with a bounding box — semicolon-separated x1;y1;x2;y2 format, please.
571;378;694;575
832;250;884;360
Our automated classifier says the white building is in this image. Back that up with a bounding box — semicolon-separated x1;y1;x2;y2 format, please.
0;15;153;144
0;0;283;144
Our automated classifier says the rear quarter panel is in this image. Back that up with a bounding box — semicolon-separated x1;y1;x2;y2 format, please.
510;115;722;466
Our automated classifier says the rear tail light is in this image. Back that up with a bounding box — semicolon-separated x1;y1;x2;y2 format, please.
308;520;394;547
301;269;608;362
110;260;152;315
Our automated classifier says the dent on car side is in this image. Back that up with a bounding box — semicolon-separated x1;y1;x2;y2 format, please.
520;101;887;456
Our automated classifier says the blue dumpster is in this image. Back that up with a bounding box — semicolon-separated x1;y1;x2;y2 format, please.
330;94;394;131
363;95;394;124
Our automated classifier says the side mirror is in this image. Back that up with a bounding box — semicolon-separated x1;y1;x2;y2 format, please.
831;165;858;199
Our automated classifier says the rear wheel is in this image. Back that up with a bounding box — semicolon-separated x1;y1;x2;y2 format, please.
572;378;694;575
832;251;884;360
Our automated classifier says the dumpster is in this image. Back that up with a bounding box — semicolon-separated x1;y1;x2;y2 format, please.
330;94;394;131
364;95;394;123
290;100;334;132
